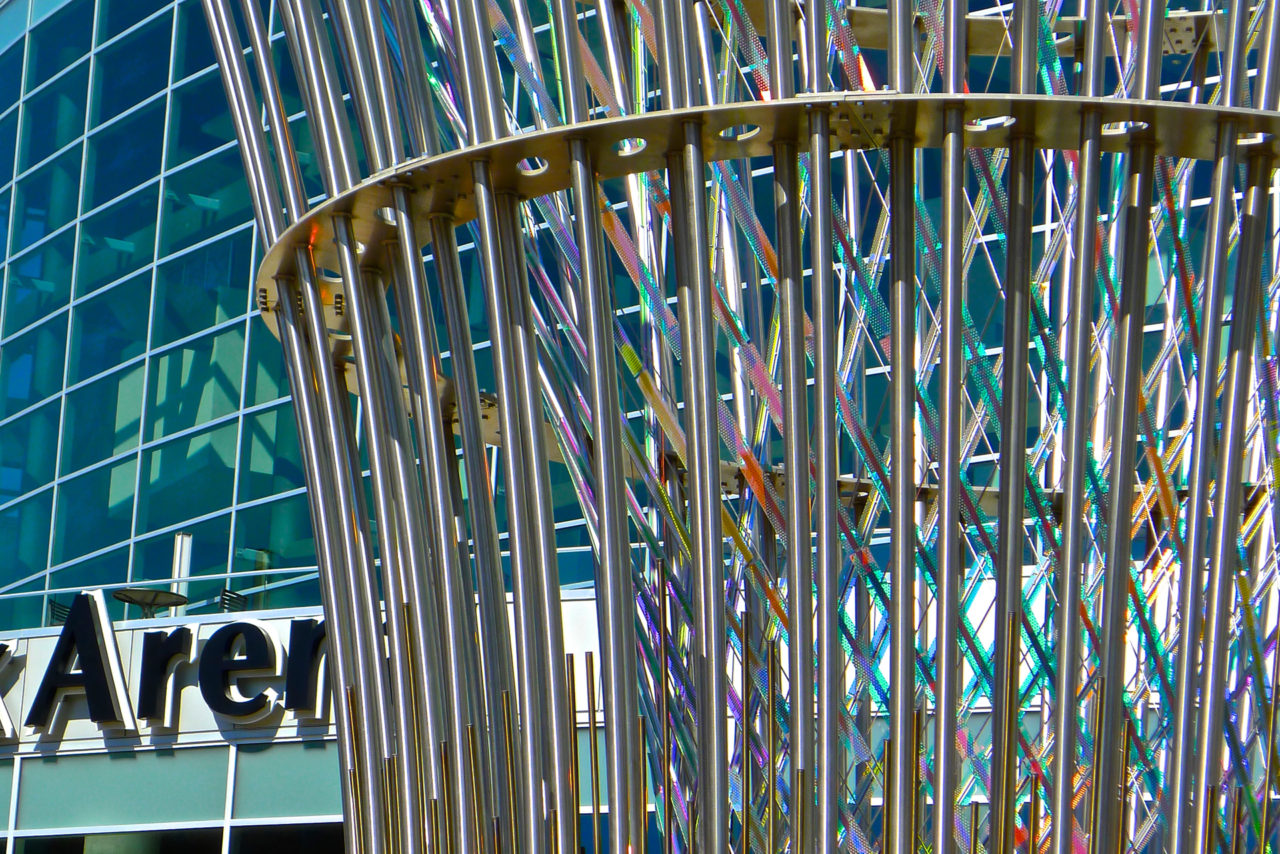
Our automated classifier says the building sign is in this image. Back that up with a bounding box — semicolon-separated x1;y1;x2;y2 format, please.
0;590;333;743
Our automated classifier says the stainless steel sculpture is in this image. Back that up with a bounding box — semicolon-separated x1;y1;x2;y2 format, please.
204;0;1280;850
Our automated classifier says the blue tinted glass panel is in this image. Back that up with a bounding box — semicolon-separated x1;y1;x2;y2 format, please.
4;226;74;335
173;0;215;81
0;399;58;502
0;489;51;581
97;0;163;43
0;313;66;418
0;580;44;630
90;18;170;125
159;148;253;256
11;148;81;254
0;110;17;186
76;183;158;296
18;61;87;171
146;325;244;440
167;71;234;168
238;403;304;501
136;420;236;533
233;492;316;571
52;455;137;563
67;272;150;383
61;363;144;474
84;100;163;210
0;41;22;112
131;512;229;580
152;228;249;346
25;0;91;91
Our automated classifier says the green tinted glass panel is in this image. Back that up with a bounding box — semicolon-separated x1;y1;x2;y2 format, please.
68;272;150;383
0;41;22;112
261;572;321;609
159;148;253;256
61;363;144;473
17;747;227;829
238;403;304;501
167;71;234;167
131;512;229;581
233;740;340;818
0;579;44;632
244;314;287;405
146;325;244;439
137;420;236;533
4;226;74;335
173;0;215;81
25;0;91;90
0;313;66;417
152;228;249;346
84;100;163;210
233;493;315;571
11;147;81;254
18;61;86;171
52;455;136;563
0;110;17;186
98;0;164;43
76;183;158;296
0;399;57;502
90;18;169;126
49;546;127;592
0;489;50;580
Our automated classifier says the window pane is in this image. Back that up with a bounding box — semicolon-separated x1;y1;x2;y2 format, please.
233;741;341;818
0;110;17;187
146;325;244;439
11;147;81;254
0;313;66;417
166;71;233;168
152;228;249;346
136;420;236;533
16;748;228;830
49;546;127;593
0;489;51;580
18;61;86;172
52;456;137;563
25;0;91;91
61;363;144;474
97;0;164;43
76;183;158;296
244;314;286;405
0;41;23;114
67;272;150;383
83;100;163;210
0;399;58;502
131;512;229;581
238;403;303;501
173;0;215;82
159;147;253;256
4;226;74;335
90;17;169;126
0;580;45;631
233;493;315;572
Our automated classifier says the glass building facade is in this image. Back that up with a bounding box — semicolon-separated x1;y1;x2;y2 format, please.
0;0;331;629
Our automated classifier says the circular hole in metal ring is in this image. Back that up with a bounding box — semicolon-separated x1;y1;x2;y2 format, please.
965;115;1016;133
719;123;761;141
613;137;648;156
1101;120;1151;137
376;206;396;225
518;157;550;176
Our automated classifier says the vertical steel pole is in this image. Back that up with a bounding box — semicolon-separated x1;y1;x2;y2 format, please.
1048;2;1106;852
991;2;1039;848
888;2;917;852
933;0;966;847
1090;4;1164;852
1166;6;1247;852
